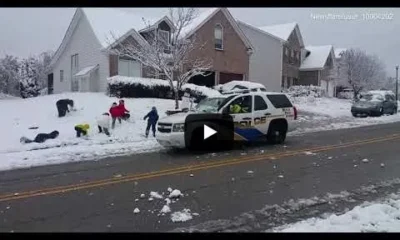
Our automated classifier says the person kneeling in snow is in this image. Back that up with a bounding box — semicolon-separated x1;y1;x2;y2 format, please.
143;106;159;138
74;124;90;138
20;130;59;144
56;99;74;117
110;102;121;129
97;113;111;136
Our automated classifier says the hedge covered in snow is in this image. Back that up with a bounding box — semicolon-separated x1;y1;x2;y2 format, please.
107;76;221;102
284;85;326;98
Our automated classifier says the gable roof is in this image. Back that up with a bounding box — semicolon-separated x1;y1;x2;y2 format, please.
258;22;304;47
334;48;347;58
180;8;253;51
81;8;157;48
236;20;285;43
50;8;169;68
300;45;335;71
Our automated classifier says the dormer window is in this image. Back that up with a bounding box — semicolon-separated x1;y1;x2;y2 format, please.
214;24;223;50
158;29;170;44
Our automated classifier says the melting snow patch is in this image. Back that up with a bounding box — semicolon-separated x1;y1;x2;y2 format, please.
328;157;333;160
150;191;163;199
133;208;140;214
165;198;171;205
354;165;358;168
381;163;385;168
169;189;183;198
114;174;122;178
362;159;369;163
274;194;400;232
167;187;173;192
148;197;154;202
134;199;139;202
140;193;145;198
247;170;254;174
160;205;171;214
190;174;194;177
278;175;284;179
171;209;193;223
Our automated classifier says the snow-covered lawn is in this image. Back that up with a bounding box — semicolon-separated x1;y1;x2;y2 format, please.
0;92;175;171
274;193;400;232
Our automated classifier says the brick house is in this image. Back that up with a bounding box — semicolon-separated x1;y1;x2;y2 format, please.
258;22;305;89
299;45;336;97
181;8;253;87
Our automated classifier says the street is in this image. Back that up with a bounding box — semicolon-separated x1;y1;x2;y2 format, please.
1;122;400;232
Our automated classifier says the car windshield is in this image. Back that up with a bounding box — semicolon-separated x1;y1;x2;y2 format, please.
360;94;384;102
196;97;226;113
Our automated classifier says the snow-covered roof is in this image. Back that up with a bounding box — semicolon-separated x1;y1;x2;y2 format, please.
180;8;219;38
300;45;334;71
259;22;297;41
81;8;157;48
334;48;347;58
74;65;99;77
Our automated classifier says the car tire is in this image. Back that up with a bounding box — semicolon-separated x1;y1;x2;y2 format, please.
266;122;287;144
352;112;358;117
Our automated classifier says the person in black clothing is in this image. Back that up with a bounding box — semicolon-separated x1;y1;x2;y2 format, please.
20;131;59;144
56;99;74;117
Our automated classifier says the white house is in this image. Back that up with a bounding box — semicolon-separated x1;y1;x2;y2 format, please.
48;8;175;94
299;45;336;97
237;21;283;92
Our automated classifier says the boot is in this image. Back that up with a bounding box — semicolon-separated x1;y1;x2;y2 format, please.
145;130;149;138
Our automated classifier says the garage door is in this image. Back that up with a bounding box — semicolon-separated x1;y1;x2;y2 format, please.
219;72;243;84
118;59;141;77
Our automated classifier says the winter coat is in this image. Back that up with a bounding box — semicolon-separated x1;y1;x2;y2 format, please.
34;130;59;143
109;106;120;118
75;124;90;131
97;115;111;129
118;104;129;114
56;99;74;110
144;109;159;124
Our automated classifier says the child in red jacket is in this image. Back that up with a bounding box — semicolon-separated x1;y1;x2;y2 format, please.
109;102;121;129
118;99;130;120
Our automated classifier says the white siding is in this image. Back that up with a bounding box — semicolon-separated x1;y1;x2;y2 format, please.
52;11;109;93
238;22;282;92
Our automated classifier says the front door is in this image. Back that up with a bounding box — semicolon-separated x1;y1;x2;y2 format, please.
47;73;54;95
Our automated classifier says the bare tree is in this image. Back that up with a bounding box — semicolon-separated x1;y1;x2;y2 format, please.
109;8;212;109
337;48;387;99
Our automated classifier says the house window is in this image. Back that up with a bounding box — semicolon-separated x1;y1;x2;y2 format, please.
60;70;64;82
118;58;140;77
158;30;170;44
214;24;223;50
71;54;79;74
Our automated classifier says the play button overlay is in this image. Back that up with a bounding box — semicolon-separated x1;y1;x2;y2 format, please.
204;124;217;140
184;113;234;152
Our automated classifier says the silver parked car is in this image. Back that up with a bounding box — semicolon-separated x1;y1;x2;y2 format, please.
351;91;398;117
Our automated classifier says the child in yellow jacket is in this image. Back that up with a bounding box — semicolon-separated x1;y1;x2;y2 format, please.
75;124;90;138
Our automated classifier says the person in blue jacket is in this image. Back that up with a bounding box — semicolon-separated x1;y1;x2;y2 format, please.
143;106;159;138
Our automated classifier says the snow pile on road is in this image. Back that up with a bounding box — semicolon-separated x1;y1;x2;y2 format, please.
169;189;183;198
150;191;163;199
171;209;194;222
0;92;174;171
274;193;400;232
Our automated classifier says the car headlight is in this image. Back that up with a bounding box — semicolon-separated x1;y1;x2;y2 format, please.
172;123;185;132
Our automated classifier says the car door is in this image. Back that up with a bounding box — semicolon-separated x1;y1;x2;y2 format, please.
383;94;393;113
222;95;255;141
252;95;270;137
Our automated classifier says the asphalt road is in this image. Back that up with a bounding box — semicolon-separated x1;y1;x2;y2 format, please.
1;122;400;232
